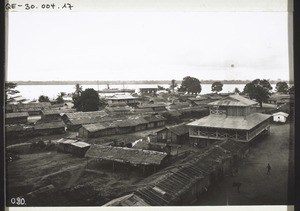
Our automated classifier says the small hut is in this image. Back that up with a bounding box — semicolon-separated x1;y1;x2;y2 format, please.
272;111;289;123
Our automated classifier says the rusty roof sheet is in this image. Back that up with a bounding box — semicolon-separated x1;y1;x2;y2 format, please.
85;145;167;166
187;113;271;130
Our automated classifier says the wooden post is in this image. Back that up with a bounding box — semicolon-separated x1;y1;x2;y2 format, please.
86;158;88;169
142;165;145;175
112;161;115;172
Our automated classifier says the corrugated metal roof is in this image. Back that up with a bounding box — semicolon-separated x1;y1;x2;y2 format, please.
63;111;108;119
187;113;271;130
105;106;132;112
6;102;52;110
134;146;231;206
103;193;150;206
209;94;258;107
34;120;66;130
272;111;289;117
106;95;139;100
6;124;34;132
42;109;75;115
71;141;91;148
143;115;166;122
166;124;189;136
85;145;167;166
137;104;166;109
5;112;29;118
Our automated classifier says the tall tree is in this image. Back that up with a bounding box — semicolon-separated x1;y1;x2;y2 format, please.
73;88;102;111
74;84;83;96
211;81;223;93
170;79;178;92
275;81;289;94
38;95;50;102
178;76;202;95
243;79;272;107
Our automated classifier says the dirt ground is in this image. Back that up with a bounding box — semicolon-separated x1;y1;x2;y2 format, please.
194;122;294;205
6;150;145;206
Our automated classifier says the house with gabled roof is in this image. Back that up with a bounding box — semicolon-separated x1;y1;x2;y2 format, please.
156;123;189;144
187;94;271;147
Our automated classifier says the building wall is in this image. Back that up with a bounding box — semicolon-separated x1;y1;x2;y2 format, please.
273;115;286;123
6;127;65;139
5;116;28;124
42;114;61;121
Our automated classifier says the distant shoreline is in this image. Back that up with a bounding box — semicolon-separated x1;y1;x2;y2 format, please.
8;80;292;85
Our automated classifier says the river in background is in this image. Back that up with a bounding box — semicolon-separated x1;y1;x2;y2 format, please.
16;84;277;101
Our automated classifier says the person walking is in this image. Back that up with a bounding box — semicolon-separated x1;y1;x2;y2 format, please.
266;163;271;175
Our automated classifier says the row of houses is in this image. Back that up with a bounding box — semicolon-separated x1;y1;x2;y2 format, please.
5;120;66;139
6;102;52;115
78;115;166;138
104;140;248;206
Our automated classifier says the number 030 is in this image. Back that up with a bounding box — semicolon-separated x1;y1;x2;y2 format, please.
11;197;26;205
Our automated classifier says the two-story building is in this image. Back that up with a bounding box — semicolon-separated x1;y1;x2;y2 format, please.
106;95;140;107
187;94;271;147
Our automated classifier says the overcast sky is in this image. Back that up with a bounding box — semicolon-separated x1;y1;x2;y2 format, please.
7;11;290;81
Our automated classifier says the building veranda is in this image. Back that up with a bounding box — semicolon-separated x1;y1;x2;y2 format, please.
187;94;272;147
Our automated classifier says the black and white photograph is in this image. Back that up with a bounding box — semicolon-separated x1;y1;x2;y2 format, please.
4;0;294;209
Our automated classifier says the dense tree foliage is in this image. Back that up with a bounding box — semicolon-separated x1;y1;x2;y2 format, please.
243;79;272;108
73;88;103;112
211;81;223;93
234;87;241;94
275;81;289;94
288;85;294;95
5;82;19;104
56;92;66;104
178;76;202;95
170;79;178;92
38;95;50;102
157;85;166;90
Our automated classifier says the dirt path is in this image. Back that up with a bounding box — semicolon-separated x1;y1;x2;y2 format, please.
194;122;293;205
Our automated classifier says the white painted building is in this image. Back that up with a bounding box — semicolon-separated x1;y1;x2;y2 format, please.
272;112;289;123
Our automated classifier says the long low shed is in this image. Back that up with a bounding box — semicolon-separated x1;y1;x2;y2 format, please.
85;145;168;167
5;112;29;124
78;115;166;138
